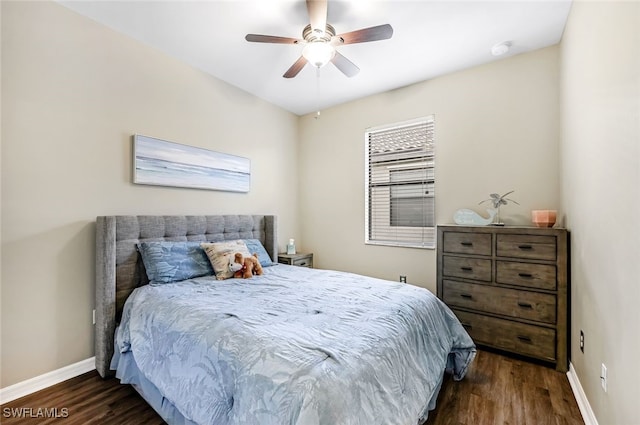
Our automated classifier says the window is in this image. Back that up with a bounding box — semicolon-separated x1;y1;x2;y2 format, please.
365;116;435;248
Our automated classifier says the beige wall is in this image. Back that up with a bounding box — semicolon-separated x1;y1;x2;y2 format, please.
5;6;638;425
298;46;560;289
0;1;299;387
560;1;640;424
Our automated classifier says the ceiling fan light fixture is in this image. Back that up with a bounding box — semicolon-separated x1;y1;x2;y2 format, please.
302;41;336;68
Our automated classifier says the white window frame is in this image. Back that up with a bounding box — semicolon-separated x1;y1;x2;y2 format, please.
364;116;435;249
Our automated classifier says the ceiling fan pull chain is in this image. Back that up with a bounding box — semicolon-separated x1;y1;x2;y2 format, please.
315;67;321;119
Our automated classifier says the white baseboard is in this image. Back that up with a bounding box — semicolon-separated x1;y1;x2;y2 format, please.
567;362;599;425
0;357;96;405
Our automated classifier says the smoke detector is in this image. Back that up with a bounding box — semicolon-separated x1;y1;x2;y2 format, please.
491;41;512;56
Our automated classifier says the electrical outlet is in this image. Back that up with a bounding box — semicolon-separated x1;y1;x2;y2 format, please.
92;309;96;325
601;363;607;392
580;330;584;353
399;275;407;283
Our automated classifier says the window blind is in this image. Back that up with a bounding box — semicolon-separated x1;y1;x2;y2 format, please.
365;116;435;248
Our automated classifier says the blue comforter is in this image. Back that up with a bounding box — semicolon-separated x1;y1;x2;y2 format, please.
115;265;475;425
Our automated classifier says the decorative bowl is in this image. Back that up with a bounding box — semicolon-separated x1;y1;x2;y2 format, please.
531;210;557;228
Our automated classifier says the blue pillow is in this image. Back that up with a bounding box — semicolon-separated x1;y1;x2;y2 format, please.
243;239;276;267
137;241;214;284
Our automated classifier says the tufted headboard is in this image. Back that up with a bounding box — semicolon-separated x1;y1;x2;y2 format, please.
94;215;277;378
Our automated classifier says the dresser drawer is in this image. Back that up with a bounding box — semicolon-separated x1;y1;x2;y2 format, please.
442;232;492;256
292;257;313;268
442;280;557;323
453;309;556;362
442;256;492;281
497;234;557;261
496;261;557;290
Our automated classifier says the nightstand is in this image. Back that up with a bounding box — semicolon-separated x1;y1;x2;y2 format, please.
278;253;313;268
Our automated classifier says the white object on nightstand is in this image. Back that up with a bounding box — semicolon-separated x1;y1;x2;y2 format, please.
286;238;296;254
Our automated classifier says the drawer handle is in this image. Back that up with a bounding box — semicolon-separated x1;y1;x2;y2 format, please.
518;301;533;309
518;273;533;278
460;293;473;299
299;262;307;266
460;242;473;247
460;267;473;272
517;335;533;343
518;244;533;250
461;322;473;330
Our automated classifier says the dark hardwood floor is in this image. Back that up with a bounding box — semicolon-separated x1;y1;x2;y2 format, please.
1;350;583;424
427;350;584;425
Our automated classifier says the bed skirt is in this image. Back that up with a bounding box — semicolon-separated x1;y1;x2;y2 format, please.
111;342;197;425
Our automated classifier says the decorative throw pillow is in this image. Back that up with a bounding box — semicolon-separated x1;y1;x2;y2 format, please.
137;241;213;285
201;240;252;280
243;239;276;267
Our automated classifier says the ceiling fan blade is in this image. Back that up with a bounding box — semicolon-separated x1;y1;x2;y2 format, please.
283;56;308;78
331;52;359;78
306;0;328;35
245;34;301;44
334;24;393;45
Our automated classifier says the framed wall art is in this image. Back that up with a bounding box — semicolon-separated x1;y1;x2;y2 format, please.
133;134;250;192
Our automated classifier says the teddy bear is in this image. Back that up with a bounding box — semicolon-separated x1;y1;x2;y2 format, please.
232;252;264;279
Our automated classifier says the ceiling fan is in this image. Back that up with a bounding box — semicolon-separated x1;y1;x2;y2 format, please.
245;0;393;78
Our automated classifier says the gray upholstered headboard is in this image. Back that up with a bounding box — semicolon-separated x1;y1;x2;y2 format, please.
95;215;277;378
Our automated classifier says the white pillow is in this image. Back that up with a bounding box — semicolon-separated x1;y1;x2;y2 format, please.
201;240;251;280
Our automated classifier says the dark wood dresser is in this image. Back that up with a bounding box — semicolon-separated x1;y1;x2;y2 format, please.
436;225;569;371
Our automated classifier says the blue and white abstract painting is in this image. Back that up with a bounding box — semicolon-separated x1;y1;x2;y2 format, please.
133;135;250;192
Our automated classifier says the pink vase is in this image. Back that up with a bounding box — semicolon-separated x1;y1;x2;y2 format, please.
531;210;557;228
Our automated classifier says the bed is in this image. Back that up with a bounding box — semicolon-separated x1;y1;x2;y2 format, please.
95;215;476;425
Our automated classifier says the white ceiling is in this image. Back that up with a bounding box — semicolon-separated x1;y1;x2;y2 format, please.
57;0;572;116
